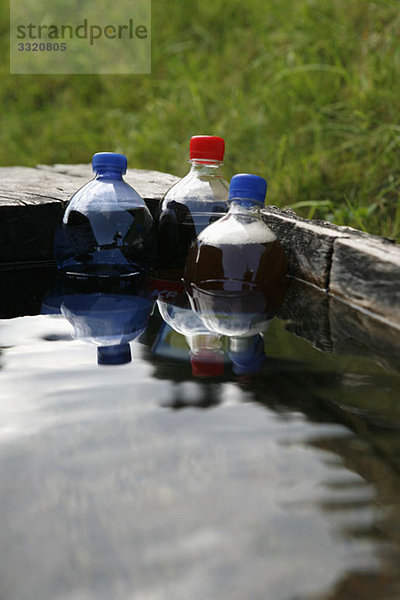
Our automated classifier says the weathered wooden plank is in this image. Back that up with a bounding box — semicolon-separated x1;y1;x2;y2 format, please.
0;264;56;318
262;206;400;326
278;278;400;373
262;207;349;289
329;237;400;326
278;277;332;352
1;165;179;205
1;166;84;197
262;206;395;291
0;202;63;264
329;294;400;373
0;166;75;263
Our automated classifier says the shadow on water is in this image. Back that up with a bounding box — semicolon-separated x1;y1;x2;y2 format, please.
1;267;400;599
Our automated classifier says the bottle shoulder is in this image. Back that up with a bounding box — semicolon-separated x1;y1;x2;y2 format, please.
157;300;209;336
66;177;147;213
198;211;277;246
161;171;229;209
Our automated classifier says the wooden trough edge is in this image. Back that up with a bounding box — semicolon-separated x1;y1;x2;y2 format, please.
261;206;400;327
0;164;399;326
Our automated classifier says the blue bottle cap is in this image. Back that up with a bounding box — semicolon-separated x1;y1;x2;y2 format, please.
92;152;128;174
228;174;267;204
229;337;266;375
97;343;132;365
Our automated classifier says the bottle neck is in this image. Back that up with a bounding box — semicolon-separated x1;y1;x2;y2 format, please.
229;199;263;215
189;159;223;177
188;332;222;354
95;170;124;180
229;335;256;353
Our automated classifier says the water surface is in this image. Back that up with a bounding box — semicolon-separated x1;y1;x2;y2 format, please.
1;270;400;600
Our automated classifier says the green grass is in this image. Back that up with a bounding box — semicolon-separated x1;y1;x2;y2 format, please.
1;0;400;238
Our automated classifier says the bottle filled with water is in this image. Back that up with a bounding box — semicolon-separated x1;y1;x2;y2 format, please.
55;152;156;278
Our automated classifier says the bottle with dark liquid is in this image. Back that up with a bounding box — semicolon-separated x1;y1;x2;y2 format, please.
184;173;287;321
157;135;229;276
55;152;156;278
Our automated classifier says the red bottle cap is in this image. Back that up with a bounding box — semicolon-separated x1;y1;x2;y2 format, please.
191;351;225;378
189;136;225;162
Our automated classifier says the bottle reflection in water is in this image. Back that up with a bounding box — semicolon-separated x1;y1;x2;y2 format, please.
228;335;266;377
181;282;269;378
42;276;154;365
186;282;272;338
63;294;153;365
156;289;267;379
156;284;225;378
55;152;156;278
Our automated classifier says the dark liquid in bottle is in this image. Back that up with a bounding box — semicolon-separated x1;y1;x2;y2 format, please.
157;200;227;274
185;238;287;315
55;207;156;278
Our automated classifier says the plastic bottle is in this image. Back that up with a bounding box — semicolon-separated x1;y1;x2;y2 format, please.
184;173;287;318
55;152;155;278
157;135;229;274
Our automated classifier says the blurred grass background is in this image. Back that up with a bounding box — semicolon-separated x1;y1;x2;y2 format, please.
1;0;400;238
